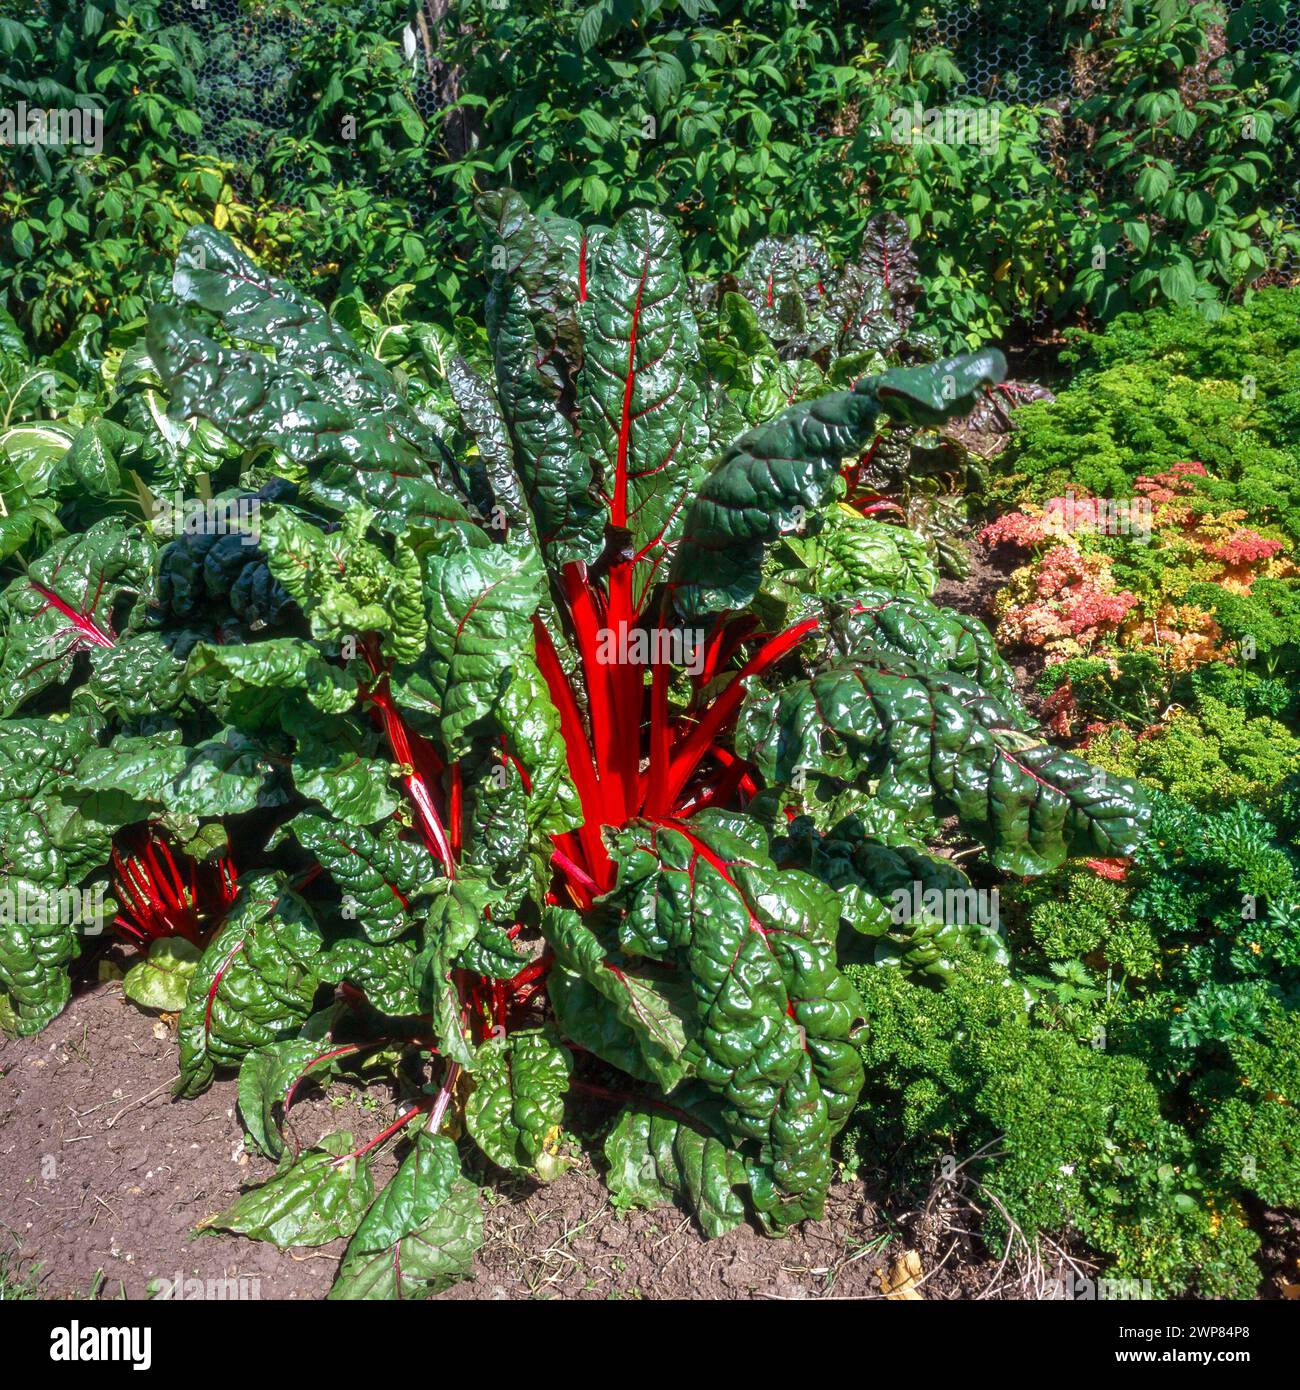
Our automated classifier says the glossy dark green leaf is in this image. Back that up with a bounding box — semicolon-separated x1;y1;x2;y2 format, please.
421;535;545;757
737;656;1149;875
75;727;280;818
176;873;324;1097
237;1038;346;1161
329;1132;482;1300
203;1130;373;1249
828;589;1030;723
784;816;1009;984
485;282;602;564
605;1098;748;1238
672;353;1005;617
477;189;583;389
578;207;710;610
465;1025;572;1178
496;655;583;836
88;630;194;720
543;906;692;1091
149;228;477;532
606;812;865;1227
0;906;78;1038
0;519;153;714
322;937;419;1016
285;813;431;943
184;637;356;729
446;354;530;535
0;718;103;897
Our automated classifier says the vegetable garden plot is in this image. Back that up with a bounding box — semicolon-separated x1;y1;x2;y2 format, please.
2;0;1298;1315
0;195;1150;1297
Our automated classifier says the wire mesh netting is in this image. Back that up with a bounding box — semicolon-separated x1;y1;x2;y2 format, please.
164;1;1297;219
6;0;1294;318
160;0;373;192
875;1;1297;219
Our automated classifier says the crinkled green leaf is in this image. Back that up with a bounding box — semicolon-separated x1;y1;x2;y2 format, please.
284;711;398;826
485;281;602;564
737;656;1150;875
0;717;102;892
88;630;194;720
542;906;692;1091
455;915;527;981
285;813;431;943
204;1130;373;1249
671;353;1005;617
261;505;424;665
858;212;920;329
122;936;202;1013
0;496;60;565
322;937;419;1016
605;1097;748;1238
155;522;295;631
478;189;583;391
422;536;544;757
578;207;710;609
414;878;496;1068
605;812;865;1227
777;506;938;600
455;755;536;917
739;235;829;347
0;419;75;494
828;589;1029;722
329;1131;482;1300
783;816;1008;984
176;872;324;1097
447;354;529;535
149;228;477;532
497;654;582;836
465;1025;572;1179
753;357;827;423
61;418;126;497
875;352;1009;427
76;727;281;818
185;638;355;728
238;1038;346;1161
0;518;153;714
824;267;901;357
0;897;77;1037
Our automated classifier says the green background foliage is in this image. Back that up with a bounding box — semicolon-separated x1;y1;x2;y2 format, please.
2;0;1296;356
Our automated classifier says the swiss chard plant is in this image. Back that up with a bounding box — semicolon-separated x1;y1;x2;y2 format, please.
0;193;1147;1294
728;218;930;367
698;224;1053;580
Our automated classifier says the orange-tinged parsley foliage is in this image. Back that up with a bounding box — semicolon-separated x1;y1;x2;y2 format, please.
982;461;1295;668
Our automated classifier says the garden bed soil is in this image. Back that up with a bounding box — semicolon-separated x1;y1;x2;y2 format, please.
1;977;1023;1301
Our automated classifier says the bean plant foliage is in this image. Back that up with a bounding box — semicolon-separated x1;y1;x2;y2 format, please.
0;191;1148;1296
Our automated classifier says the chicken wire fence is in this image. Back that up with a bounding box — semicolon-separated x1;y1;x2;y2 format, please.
164;1;1299;228
0;0;1273;303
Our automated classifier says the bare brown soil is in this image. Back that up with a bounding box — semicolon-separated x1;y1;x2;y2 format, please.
1;976;339;1301
1;977;1018;1301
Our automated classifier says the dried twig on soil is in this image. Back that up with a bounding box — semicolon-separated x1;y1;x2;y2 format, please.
106;1077;177;1128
